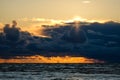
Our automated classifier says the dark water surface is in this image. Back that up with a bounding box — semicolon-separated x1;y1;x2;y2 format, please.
0;64;120;80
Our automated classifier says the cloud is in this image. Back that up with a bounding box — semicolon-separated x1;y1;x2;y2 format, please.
0;23;4;32
19;18;64;25
0;23;4;27
19;18;66;36
22;26;47;37
18;17;108;37
0;21;120;63
87;29;103;36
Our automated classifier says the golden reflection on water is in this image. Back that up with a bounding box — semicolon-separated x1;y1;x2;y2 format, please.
0;55;103;63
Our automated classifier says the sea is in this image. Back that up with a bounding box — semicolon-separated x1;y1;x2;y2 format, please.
0;64;120;80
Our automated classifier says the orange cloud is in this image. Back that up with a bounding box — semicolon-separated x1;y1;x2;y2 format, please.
21;25;47;37
0;23;4;32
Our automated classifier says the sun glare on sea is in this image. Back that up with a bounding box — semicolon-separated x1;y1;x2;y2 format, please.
0;55;104;63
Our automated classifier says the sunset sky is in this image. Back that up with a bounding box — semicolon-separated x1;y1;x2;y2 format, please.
0;0;120;63
0;0;120;25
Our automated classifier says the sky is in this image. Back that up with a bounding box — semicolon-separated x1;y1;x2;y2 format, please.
0;0;120;24
0;0;120;63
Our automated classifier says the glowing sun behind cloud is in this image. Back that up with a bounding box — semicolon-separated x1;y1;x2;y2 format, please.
73;16;87;22
17;16;109;38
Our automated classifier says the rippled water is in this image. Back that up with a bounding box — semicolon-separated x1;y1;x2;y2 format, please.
0;64;120;80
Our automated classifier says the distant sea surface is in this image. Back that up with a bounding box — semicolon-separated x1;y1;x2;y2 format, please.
0;64;120;80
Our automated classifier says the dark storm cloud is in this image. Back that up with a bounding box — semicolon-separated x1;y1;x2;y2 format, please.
0;21;120;62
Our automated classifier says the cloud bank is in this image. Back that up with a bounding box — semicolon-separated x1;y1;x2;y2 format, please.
0;20;120;63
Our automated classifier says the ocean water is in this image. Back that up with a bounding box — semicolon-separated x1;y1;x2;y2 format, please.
0;64;120;80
